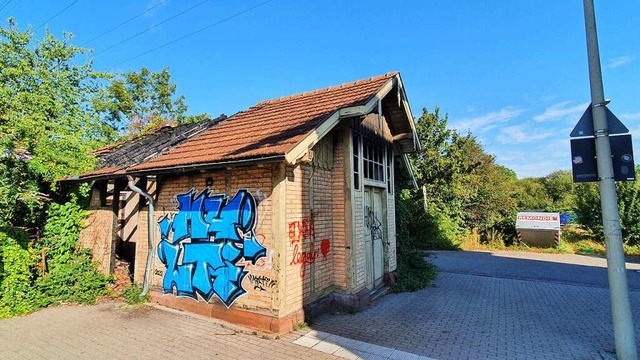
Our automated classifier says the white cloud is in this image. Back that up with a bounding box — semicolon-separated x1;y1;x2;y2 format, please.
451;106;524;134
605;55;635;69
533;101;589;122
496;125;556;144
620;112;640;122
509;160;569;179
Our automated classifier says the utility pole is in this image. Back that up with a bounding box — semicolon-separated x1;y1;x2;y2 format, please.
582;1;638;359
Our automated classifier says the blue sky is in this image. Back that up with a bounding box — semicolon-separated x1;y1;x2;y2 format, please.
5;0;640;178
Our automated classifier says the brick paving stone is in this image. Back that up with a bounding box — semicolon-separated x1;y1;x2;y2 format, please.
0;302;342;360
310;271;640;360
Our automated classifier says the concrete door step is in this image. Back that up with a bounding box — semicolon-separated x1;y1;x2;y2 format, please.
369;285;389;302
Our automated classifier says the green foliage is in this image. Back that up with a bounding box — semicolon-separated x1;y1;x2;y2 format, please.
0;201;109;317
0;227;38;318
0;20;114;228
391;191;439;293
97;67;207;134
122;284;148;305
35;201;109;306
515;178;553;211
409;107;519;245
391;243;438;293
575;172;640;246
543;170;576;211
0;23;207;317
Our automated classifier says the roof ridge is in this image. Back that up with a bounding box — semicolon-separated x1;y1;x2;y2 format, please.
255;71;398;107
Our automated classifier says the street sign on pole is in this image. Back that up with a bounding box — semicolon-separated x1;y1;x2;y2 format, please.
581;0;638;358
570;105;629;137
571;134;636;182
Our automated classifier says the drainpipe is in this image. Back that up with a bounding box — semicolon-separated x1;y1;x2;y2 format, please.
127;175;155;297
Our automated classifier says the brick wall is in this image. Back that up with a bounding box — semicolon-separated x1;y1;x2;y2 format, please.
331;131;348;289
283;129;353;314
79;187;116;275
135;166;279;313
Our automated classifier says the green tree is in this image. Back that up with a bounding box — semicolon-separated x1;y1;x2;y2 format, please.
543;170;576;211
97;67;208;134
574;168;640;246
0;20;113;227
515;177;553;211
408;107;519;247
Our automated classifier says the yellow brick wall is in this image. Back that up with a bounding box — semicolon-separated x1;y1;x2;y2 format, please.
79;187;115;275
331;132;348;289
135;166;279;313
283;129;352;314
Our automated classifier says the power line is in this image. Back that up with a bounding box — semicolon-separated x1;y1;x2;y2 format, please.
35;0;80;32
0;0;20;19
80;1;167;46
92;0;209;57
0;1;12;15
108;0;273;68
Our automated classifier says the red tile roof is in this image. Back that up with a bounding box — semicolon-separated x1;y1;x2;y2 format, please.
130;72;397;172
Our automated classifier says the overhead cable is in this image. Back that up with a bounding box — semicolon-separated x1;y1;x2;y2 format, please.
35;0;80;32
108;0;273;68
92;0;209;57
81;1;167;46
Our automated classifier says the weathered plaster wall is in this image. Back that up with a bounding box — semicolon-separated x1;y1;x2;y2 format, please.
79;187;116;275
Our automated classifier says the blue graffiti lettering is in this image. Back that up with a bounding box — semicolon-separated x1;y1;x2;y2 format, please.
157;189;266;307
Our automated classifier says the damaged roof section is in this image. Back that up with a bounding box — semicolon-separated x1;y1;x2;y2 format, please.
65;72;420;182
130;72;399;173
73;115;227;181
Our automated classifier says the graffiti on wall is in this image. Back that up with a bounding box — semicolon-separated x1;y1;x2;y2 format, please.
247;274;277;291
288;218;315;244
288;217;330;277
365;205;383;241
157;189;266;308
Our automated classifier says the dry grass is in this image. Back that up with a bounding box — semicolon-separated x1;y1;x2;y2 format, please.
458;225;640;256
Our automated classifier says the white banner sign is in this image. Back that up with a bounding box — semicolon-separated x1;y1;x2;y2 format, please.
516;212;560;231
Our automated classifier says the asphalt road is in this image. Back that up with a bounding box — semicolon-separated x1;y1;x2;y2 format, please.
427;250;640;291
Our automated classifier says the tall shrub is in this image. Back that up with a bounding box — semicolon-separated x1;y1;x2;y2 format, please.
0;227;38;318
35;201;109;306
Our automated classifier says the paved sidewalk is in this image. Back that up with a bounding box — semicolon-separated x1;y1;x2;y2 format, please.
0;302;341;360
294;330;435;360
310;271;640;360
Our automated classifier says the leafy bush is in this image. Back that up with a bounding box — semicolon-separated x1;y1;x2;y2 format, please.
391;243;438;293
575;175;640;247
35;201;110;307
0;227;38;318
392;191;438;293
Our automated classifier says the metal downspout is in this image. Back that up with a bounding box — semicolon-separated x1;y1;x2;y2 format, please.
127;175;155;297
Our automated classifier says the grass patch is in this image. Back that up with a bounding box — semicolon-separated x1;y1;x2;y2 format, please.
458;225;640;257
122;284;148;305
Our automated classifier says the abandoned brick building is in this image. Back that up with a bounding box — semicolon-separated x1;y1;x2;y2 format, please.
66;72;420;333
